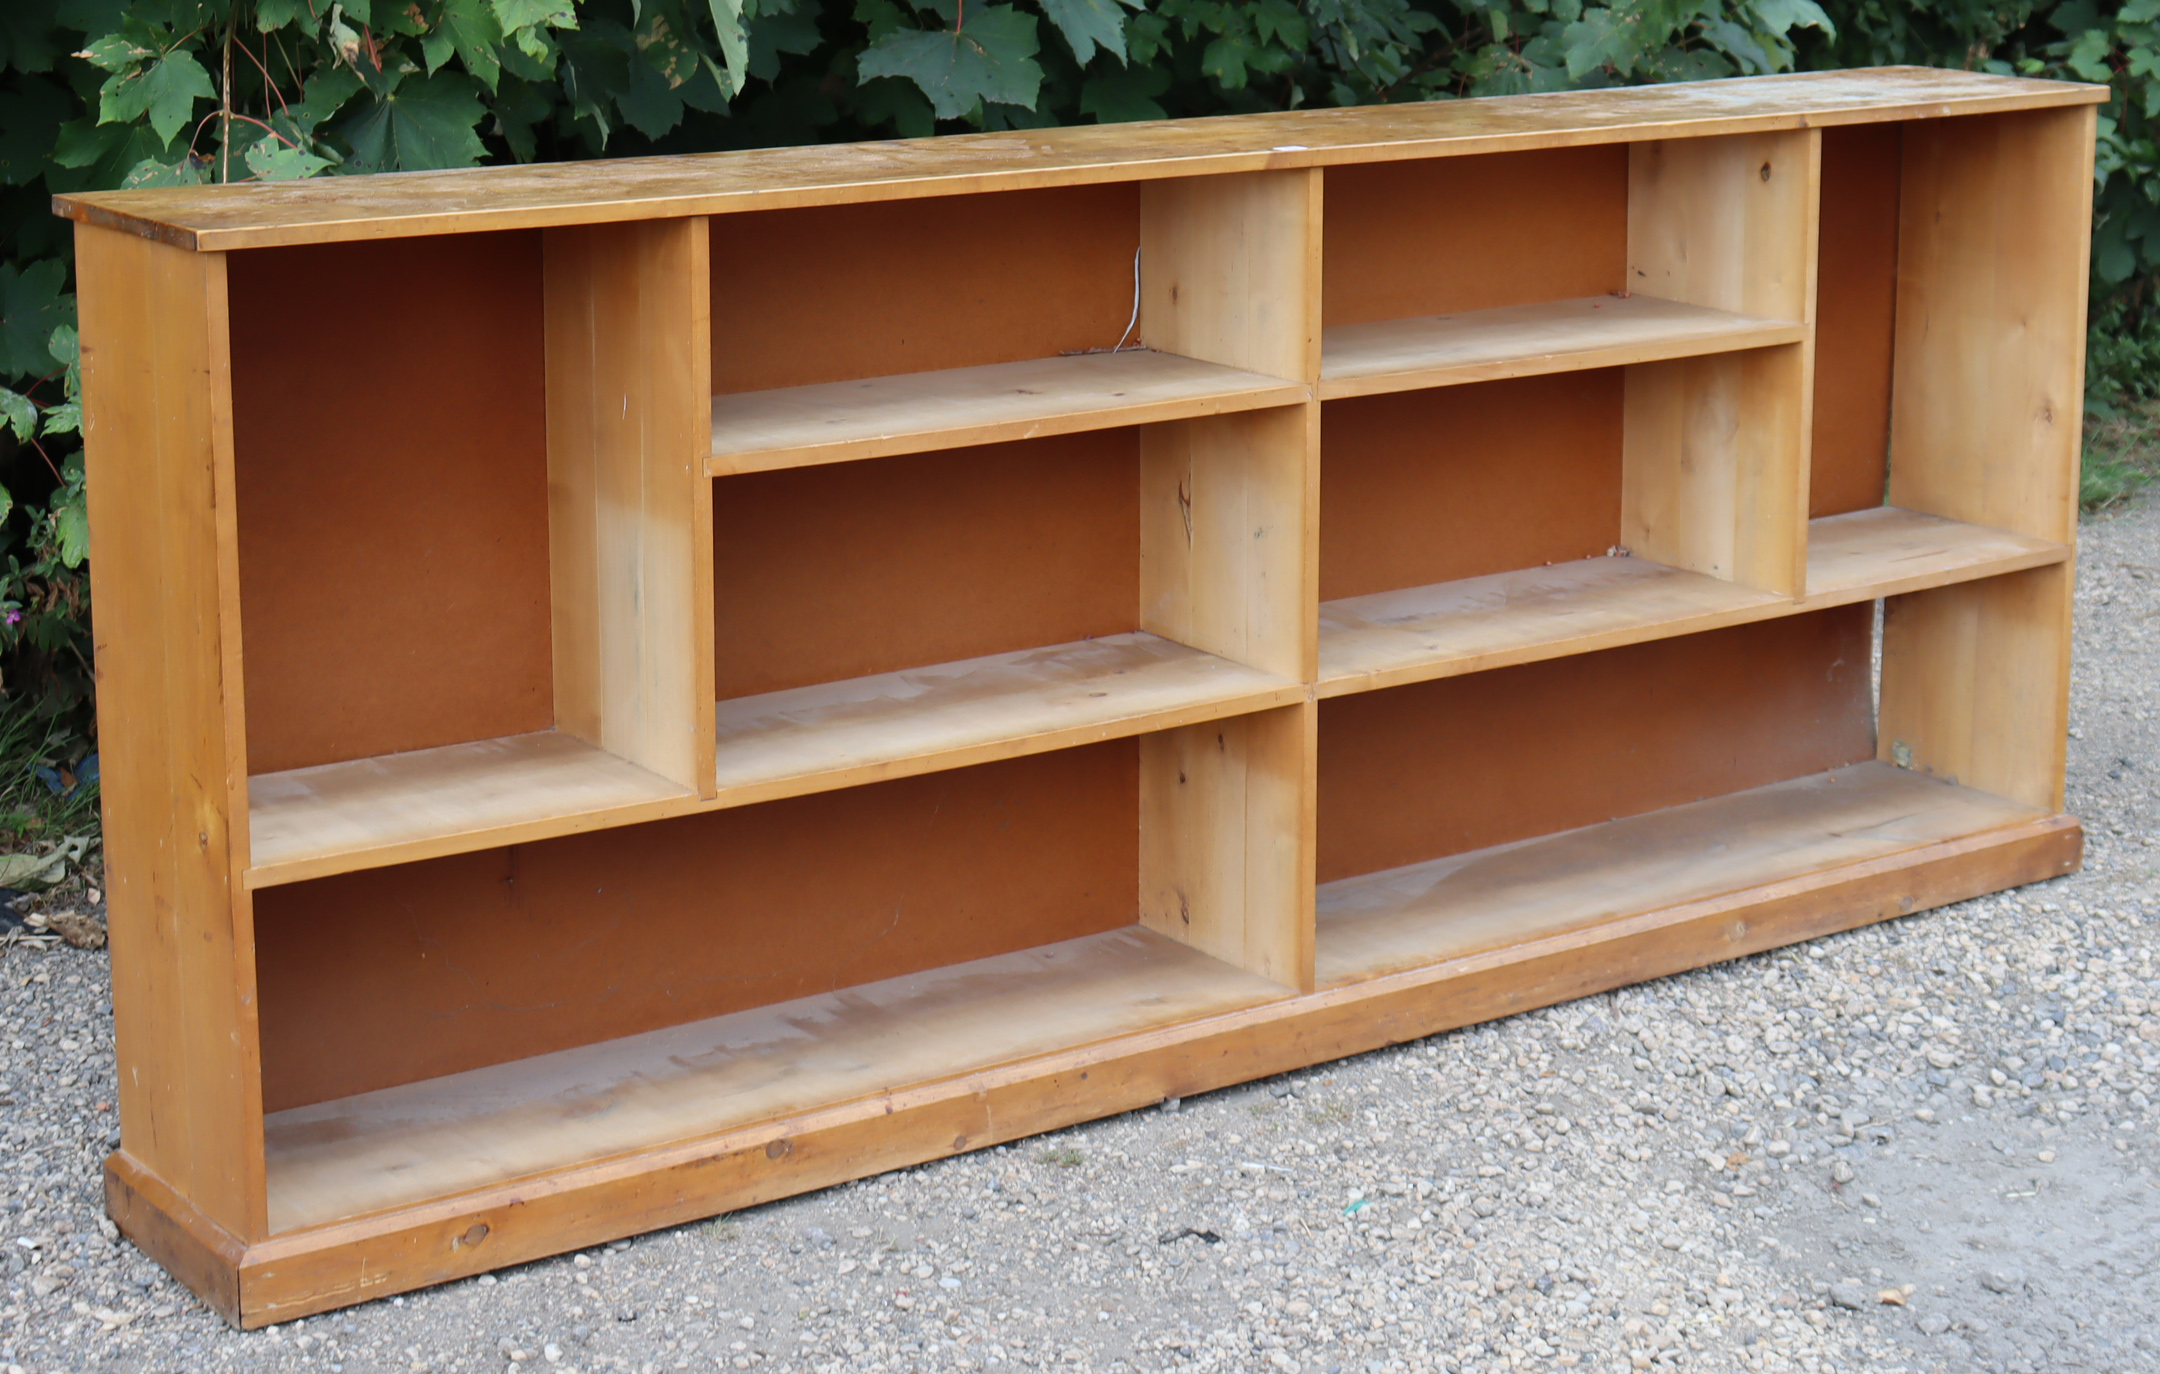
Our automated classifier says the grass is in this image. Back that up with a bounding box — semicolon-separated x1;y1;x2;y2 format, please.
1035;1146;1085;1168
2083;394;2160;512
0;694;97;843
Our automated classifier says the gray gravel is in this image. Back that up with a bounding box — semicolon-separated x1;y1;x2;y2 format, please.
3;496;2156;1374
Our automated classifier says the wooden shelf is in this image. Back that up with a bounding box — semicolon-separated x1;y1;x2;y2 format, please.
1318;295;1804;400
715;631;1303;805
1316;761;2042;988
246;732;693;889
1802;505;2067;603
708;349;1307;473
1317;507;2068;698
264;926;1287;1232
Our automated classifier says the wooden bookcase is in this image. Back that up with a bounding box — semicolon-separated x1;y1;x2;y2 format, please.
57;67;2100;1326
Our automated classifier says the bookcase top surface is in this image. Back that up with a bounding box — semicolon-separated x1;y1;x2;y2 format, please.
54;66;2100;252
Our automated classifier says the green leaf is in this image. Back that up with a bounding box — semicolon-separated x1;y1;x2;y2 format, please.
39;401;80;438
99;49;217;146
2068;29;2115;83
1561;8;1637;78
428;0;505;90
76;33;153;74
120;151;208;187
48;117;167;189
858;7;1042;120
339;70;489;172
0;260;69;379
0;481;13;530
295;66;368;136
707;0;751;96
1748;0;1833;38
0;389;33;444
53;493;88;569
244;140;333;180
1040;0;1129;65
495;0;579;33
1079;62;1168;121
46;326;78;400
255;0;314;31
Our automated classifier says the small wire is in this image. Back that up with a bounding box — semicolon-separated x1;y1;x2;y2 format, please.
1112;246;1141;351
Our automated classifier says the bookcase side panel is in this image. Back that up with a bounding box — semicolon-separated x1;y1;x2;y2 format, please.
1139;403;1317;682
1888;107;2095;544
78;225;266;1241
1140;168;1321;384
1882;107;2094;813
1623;129;1819;597
1140;701;1316;992
543;218;714;794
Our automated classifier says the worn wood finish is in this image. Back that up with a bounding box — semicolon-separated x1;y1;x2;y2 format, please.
711;632;1301;805
56;71;2103;251
1882;106;2095;814
263;926;1287;1232
545;218;714;793
1879;566;2075;812
1141;703;1316;991
78;225;266;1241
1320;295;1801;400
1317;761;2036;985
80;72;2094;1326
709;351;1305;474
1889;107;2095;546
246;732;694;888
1622;129;1818;597
1141;405;1317;681
134;812;2077;1327
1141;169;1321;384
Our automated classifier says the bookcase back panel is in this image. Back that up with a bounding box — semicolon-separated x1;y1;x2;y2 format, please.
251;740;1140;1111
1322;147;1627;328
1811;123;1901;517
1319;371;1623;602
229;233;555;775
713;431;1140;700
708;185;1139;395
1314;606;1876;884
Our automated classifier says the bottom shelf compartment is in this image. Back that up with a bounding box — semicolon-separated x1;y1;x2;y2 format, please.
1316;761;2042;987
263;925;1287;1233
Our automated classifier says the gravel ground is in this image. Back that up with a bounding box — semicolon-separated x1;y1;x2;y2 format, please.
2;495;2156;1374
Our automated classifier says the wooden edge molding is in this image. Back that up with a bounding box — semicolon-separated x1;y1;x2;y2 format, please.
108;812;2079;1329
49;71;2108;253
105;1153;249;1326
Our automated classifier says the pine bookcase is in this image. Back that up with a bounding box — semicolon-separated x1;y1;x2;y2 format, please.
57;66;2100;1326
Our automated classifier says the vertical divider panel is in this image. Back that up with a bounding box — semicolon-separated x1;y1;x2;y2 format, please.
1879;106;2097;813
78;225;267;1254
1136;168;1321;991
543;218;717;798
1623;129;1820;597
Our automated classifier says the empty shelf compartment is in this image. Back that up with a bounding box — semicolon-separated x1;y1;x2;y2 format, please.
264;925;1289;1231
1317;762;2043;988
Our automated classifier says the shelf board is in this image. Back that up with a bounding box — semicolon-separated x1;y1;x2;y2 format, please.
264;926;1287;1232
1317;507;2070;699
1318;554;1786;698
1801;505;2067;604
1318;294;1805;400
714;631;1304;805
246;731;694;889
708;349;1307;474
1317;761;2041;988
